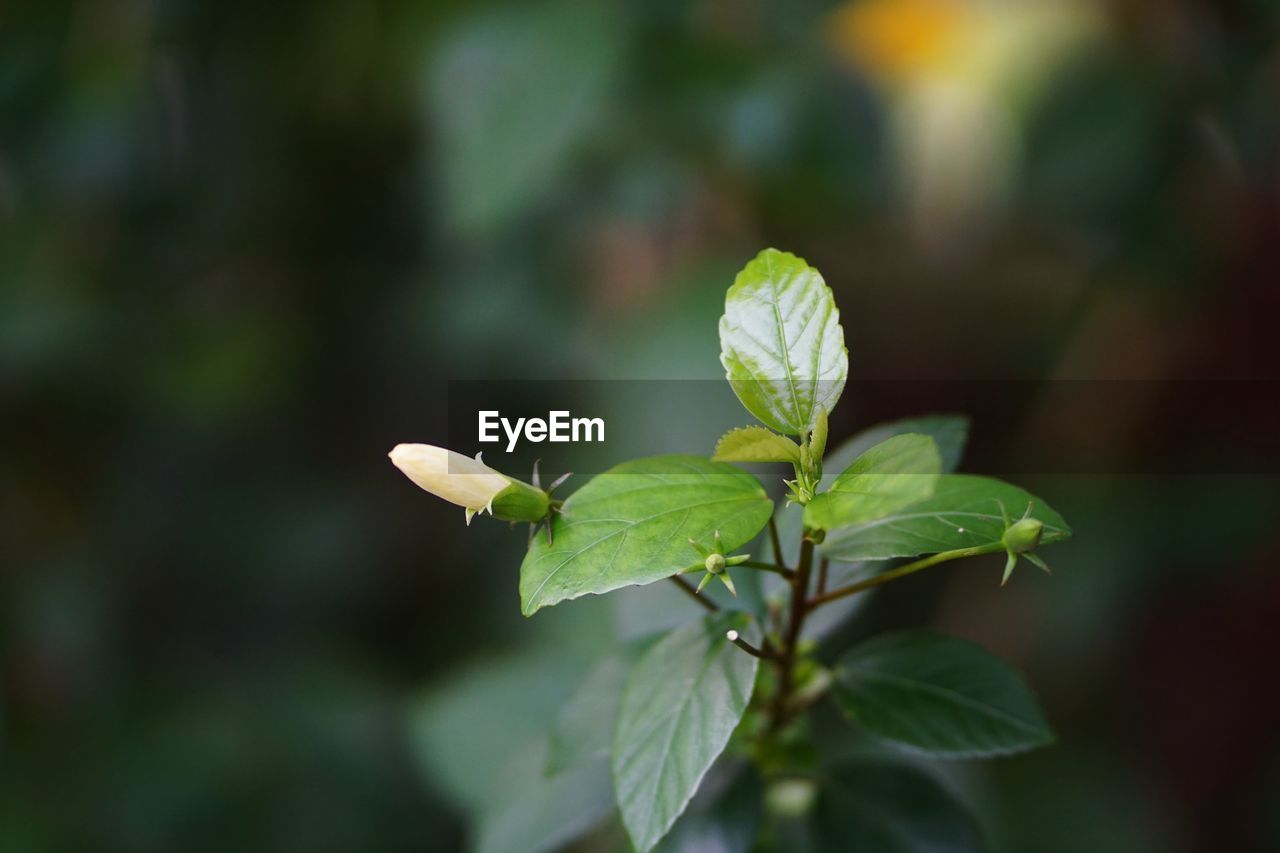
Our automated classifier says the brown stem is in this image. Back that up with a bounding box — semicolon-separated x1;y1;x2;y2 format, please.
769;515;787;568
769;535;815;732
669;575;719;611
816;557;829;595
726;629;777;660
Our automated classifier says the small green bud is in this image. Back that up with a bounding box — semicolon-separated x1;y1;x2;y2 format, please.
705;553;727;574
1002;518;1044;554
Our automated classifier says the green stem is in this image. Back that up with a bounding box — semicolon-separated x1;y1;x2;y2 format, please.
806;542;1005;609
738;560;795;579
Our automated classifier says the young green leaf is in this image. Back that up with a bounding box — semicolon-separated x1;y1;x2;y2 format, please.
520;456;773;615
822;474;1072;562
832;630;1054;758
613;614;760;852
719;249;847;436
813;758;984;852
804;434;942;532
713;426;802;464
821;414;970;487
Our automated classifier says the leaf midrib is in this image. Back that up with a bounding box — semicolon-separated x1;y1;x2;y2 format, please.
764;251;806;433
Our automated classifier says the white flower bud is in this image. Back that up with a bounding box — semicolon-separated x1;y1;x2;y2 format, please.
390;443;550;526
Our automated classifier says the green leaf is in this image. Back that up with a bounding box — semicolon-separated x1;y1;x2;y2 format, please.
520;455;773;615
713;425;802;464
823;474;1072;562
804;435;942;532
831;630;1054;758
814;758;984;852
613;614;760;852
475;737;614;853
546;653;634;775
821;415;969;487
719;249;847;435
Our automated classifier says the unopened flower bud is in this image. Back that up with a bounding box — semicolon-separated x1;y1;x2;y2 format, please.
1002;517;1044;554
389;443;549;525
705;553;727;574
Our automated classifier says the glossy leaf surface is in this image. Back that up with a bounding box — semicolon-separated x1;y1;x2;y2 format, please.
719;249;847;435
520;456;772;615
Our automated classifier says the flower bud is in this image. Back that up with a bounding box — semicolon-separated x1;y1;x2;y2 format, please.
388;443;549;524
705;553;727;574
1002;517;1044;554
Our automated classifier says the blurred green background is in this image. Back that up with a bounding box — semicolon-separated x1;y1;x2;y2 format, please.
3;0;1279;851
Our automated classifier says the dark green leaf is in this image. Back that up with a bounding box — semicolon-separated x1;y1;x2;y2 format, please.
814;758;984;852
821;415;969;486
822;474;1072;562
805;435;942;532
613;614;760;852
832;630;1054;758
520;455;773;615
719;249;847;435
713;425;802;464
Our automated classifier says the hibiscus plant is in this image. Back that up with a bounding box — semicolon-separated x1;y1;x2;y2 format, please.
392;249;1071;852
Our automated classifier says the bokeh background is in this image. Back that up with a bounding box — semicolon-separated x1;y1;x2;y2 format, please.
3;0;1279;850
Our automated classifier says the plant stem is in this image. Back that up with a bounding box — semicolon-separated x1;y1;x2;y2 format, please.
738;560;795;579
768;515;786;568
806;542;1005;609
769;534;815;732
669;575;719;611
816;557;829;595
726;630;776;660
